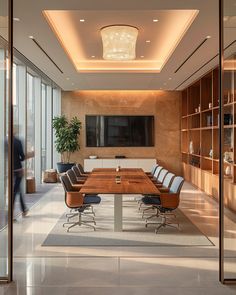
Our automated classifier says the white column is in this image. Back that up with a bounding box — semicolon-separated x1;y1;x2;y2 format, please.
34;77;41;184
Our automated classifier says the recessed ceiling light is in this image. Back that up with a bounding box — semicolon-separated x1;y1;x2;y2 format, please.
153;19;159;22
13;17;20;21
66;77;70;80
140;55;144;58
206;35;211;39
29;35;34;39
80;19;85;22
168;77;172;80
146;40;151;43
91;55;95;58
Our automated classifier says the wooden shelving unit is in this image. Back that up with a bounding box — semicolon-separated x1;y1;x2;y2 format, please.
181;54;236;212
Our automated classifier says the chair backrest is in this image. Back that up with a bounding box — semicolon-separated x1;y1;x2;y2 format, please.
169;176;184;194
153;166;163;179
61;175;83;208
157;169;168;183
72;165;80;178
150;164;159;176
61;174;73;192
67;169;78;185
162;172;175;188
77;163;85;174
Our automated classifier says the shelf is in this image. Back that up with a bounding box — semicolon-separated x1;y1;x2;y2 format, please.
189;153;201;157
202;108;213;113
201;169;212;174
212;173;233;180
181;61;236;207
201;127;213;130
223;161;234;165
202;156;213;161
189;112;200;116
224;125;234;128
224;102;235;107
189;164;201;170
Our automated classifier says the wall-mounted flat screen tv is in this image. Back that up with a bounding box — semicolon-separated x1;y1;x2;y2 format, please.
86;115;154;147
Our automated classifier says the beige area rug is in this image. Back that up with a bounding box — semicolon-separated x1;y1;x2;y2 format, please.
42;195;214;247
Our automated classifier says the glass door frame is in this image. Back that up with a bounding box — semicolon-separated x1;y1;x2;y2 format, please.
0;0;13;283
219;0;236;284
7;0;13;283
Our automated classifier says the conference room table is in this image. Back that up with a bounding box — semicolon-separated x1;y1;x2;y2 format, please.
80;168;160;232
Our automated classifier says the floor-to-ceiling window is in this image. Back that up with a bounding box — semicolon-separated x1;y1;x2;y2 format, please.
41;83;47;176
26;73;35;181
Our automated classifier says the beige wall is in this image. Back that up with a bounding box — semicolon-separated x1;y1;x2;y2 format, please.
62;90;182;175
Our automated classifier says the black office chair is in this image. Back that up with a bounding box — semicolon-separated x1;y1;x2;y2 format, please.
61;175;99;231
72;165;87;182
154;169;168;185
146;164;159;178
60;175;101;231
77;163;90;176
67;169;84;189
67;168;101;216
144;176;184;231
141;171;174;219
150;166;163;182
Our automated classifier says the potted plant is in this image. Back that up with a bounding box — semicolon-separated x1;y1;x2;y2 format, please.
52;115;82;173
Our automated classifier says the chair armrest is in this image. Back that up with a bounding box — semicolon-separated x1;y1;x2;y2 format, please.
76;178;86;183
66;191;84;207
72;184;83;191
81;173;88;178
160;193;179;208
158;187;169;193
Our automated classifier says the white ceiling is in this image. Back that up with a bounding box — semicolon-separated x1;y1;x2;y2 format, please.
10;0;236;91
43;9;198;73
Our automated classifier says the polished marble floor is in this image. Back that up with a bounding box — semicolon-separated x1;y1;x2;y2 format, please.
0;181;236;294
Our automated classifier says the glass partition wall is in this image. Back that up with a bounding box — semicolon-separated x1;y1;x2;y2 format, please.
0;0;12;282
220;0;236;283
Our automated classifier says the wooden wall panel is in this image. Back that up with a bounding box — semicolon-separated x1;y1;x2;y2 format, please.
62;90;182;175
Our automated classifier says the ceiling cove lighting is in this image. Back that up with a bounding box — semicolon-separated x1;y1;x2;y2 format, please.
100;25;138;61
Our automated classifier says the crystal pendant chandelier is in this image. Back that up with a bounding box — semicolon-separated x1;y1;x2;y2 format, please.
100;25;138;61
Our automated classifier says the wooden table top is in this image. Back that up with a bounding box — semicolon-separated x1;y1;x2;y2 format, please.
80;168;160;195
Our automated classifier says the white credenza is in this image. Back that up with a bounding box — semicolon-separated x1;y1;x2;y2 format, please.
84;158;156;172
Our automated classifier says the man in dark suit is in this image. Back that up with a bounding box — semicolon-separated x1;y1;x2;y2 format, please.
13;135;28;216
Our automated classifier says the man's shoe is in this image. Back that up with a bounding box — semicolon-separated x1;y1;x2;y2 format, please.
22;210;29;217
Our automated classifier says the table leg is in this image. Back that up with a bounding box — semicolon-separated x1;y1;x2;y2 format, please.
114;194;123;232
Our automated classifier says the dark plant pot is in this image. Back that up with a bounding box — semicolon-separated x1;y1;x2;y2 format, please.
57;162;75;173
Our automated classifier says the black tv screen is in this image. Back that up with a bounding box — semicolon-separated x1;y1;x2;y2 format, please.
86;115;154;147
